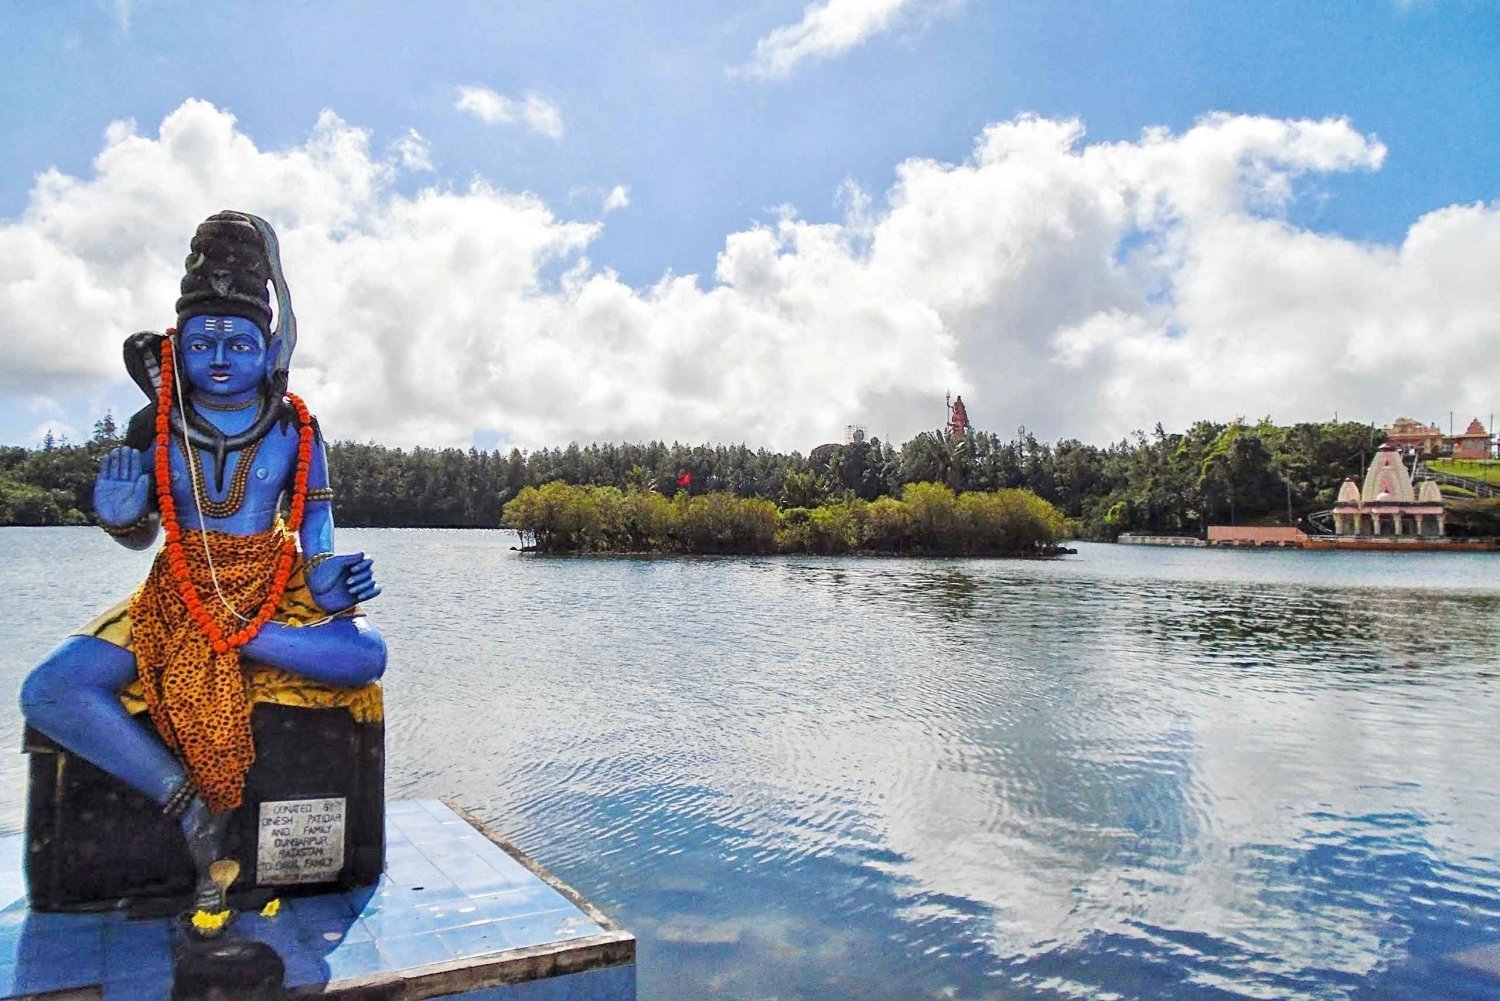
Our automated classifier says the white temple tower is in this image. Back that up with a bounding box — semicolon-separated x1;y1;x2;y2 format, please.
1332;444;1446;536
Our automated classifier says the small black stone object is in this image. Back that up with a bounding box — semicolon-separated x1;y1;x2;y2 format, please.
172;935;286;1001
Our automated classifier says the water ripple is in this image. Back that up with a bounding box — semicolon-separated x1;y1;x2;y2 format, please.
2;530;1500;999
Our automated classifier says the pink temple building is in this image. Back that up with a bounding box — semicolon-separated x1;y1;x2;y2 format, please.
1451;418;1492;460
1333;444;1445;537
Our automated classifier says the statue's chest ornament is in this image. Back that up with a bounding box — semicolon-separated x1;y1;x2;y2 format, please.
190;438;263;518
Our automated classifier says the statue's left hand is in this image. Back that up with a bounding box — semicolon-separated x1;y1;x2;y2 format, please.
307;552;381;614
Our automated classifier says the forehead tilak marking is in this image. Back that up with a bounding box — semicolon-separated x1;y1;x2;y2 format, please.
186;316;261;337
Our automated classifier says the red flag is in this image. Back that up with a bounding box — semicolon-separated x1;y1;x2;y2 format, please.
677;470;692;487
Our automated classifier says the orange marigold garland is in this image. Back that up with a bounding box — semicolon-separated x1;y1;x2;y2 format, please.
154;334;314;654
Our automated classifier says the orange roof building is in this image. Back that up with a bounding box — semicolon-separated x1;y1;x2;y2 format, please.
1386;417;1443;454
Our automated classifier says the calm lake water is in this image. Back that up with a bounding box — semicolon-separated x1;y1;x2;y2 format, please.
2;528;1499;999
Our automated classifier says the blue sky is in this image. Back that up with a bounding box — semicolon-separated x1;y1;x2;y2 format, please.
1;1;1497;449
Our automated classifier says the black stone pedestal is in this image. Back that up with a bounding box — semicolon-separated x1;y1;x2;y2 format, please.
23;704;384;912
172;936;286;1001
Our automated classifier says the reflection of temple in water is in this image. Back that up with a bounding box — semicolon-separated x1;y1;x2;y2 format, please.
1332;444;1445;537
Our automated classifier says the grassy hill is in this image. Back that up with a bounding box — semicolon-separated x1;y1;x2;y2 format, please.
1428;458;1500;486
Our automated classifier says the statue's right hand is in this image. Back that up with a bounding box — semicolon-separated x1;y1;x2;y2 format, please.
94;446;151;529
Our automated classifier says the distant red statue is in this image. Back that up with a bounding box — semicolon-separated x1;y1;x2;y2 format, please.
946;394;971;438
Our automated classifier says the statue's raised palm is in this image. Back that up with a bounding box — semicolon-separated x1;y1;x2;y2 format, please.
94;446;150;527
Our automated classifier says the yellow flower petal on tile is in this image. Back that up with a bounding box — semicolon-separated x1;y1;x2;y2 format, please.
191;909;231;933
260;898;281;918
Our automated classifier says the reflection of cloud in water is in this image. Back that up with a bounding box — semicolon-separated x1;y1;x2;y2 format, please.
499;547;1500;995
830;557;1500;990
8;533;1500;997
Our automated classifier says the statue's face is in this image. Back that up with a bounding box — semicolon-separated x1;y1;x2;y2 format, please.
179;316;266;399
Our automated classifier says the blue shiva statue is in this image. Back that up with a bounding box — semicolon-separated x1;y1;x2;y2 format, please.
19;211;386;918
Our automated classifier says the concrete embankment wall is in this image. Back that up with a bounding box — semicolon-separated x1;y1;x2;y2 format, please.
1122;527;1495;551
1117;533;1206;547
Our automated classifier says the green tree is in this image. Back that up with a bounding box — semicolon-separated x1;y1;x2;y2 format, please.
780;470;826;508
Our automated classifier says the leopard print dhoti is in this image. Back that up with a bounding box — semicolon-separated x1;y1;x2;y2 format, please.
128;526;295;811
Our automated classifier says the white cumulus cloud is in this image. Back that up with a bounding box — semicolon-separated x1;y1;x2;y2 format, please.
603;185;631;213
454;85;565;140
735;0;957;80
1;100;1497;455
389;129;434;172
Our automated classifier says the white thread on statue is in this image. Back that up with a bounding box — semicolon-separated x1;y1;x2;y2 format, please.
169;336;254;625
169;336;345;633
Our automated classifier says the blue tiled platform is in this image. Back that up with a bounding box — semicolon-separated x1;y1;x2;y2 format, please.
0;799;635;999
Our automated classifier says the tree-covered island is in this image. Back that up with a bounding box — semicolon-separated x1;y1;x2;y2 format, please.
503;481;1066;556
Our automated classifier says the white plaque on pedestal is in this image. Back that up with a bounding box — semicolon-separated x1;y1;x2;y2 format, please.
257;796;346;884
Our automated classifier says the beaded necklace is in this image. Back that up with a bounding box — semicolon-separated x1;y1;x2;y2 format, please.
155;335;314;655
187;438;262;518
